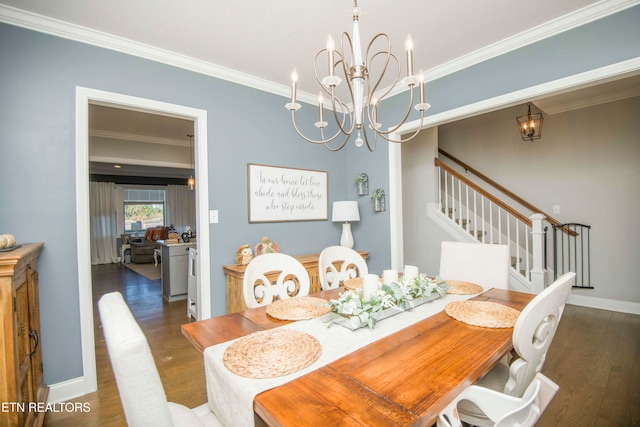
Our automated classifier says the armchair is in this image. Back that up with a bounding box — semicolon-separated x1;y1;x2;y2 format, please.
130;226;168;264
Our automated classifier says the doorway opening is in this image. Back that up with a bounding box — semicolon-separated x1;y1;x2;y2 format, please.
75;87;211;396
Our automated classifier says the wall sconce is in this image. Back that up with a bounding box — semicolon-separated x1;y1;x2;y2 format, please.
331;201;360;248
371;188;386;212
354;173;368;196
516;103;543;142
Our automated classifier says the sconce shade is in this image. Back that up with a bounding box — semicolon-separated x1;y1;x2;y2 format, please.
516;103;543;142
332;201;360;222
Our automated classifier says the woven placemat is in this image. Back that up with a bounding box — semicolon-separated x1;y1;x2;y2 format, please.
343;277;362;291
445;280;484;295
266;297;331;320
223;329;321;379
444;301;521;328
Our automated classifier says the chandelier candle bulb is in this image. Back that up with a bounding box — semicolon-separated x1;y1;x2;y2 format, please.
362;274;380;300
405;35;414;78
327;35;335;77
318;92;324;122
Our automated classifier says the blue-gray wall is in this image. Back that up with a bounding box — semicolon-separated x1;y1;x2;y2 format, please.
1;5;638;387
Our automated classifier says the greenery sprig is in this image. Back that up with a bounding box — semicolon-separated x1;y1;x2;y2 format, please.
371;188;385;200
325;274;448;329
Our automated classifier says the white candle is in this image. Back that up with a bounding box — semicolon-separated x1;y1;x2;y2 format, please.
290;68;298;103
404;265;419;281
382;269;398;285
318;92;324;122
362;274;379;300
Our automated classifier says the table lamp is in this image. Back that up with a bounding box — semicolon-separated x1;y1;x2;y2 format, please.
331;201;360;248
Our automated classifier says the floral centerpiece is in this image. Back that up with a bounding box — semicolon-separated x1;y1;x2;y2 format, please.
326;274;448;329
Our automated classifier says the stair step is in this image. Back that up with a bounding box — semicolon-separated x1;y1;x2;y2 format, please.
442;208;455;215
455;219;471;227
469;230;486;239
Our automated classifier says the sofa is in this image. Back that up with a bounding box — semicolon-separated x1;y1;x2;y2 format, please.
130;226;169;264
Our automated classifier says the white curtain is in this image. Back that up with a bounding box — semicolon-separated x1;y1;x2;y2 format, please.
166;185;196;233
90;181;118;265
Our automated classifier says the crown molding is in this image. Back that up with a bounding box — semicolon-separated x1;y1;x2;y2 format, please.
385;0;640;98
1;0;638;105
89;129;190;147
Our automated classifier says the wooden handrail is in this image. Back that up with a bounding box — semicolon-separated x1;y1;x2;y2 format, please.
434;158;532;226
437;149;578;236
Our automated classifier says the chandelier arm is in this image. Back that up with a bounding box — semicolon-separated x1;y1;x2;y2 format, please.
360;123;377;152
313;40;356;137
290;110;348;147
374;111;426;144
364;34;394;96
328;88;355;136
367;50;401;101
373;87;417;136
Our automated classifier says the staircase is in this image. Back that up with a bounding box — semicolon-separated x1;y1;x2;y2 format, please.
429;150;547;293
431;150;590;294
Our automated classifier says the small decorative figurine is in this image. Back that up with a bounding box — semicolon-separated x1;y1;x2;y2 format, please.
235;244;253;266
254;236;279;257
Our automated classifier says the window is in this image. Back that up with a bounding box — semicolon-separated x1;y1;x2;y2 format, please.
123;188;166;232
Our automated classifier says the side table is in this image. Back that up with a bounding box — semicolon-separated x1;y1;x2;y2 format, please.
223;251;368;313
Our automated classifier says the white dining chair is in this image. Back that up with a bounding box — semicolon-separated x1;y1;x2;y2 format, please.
438;241;511;290
456;272;575;426
318;245;368;290
242;253;310;308
98;292;222;427
438;379;540;427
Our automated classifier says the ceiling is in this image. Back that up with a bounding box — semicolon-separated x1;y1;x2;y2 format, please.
2;0;638;178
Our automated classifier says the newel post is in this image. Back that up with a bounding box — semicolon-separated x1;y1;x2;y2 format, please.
530;213;547;294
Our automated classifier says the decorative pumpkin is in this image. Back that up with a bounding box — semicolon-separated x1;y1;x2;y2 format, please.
254;236;279;257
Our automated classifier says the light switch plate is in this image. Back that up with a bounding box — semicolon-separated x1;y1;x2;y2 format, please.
209;210;219;223
553;205;561;214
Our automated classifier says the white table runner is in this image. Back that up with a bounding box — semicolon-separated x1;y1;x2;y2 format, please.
204;293;473;427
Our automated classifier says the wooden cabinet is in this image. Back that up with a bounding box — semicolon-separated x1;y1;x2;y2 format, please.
224;251;368;313
0;243;47;427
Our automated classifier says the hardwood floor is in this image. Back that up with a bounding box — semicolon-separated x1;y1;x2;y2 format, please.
537;304;640;426
43;265;640;426
43;263;207;426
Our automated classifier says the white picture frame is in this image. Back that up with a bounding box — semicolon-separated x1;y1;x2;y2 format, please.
247;163;328;223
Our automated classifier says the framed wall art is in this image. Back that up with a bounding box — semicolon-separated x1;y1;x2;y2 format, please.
247;163;328;223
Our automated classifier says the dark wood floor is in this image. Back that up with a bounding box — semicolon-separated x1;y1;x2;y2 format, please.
43;262;207;426
44;263;640;426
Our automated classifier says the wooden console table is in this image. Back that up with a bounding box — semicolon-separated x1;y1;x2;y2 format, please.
223;251;368;313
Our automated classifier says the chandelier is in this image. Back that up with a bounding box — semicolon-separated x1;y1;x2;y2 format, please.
285;0;430;152
516;103;544;142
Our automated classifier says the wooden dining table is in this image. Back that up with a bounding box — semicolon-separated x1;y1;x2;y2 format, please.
182;287;534;427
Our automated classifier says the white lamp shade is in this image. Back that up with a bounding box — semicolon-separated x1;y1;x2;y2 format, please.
332;201;360;222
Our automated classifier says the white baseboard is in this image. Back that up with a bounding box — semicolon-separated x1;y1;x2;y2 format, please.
47;376;92;404
568;293;640;315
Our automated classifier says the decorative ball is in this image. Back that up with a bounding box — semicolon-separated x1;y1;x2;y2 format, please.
0;235;7;249
5;234;15;247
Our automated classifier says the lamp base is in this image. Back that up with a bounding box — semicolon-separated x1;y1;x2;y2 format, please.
340;222;354;249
